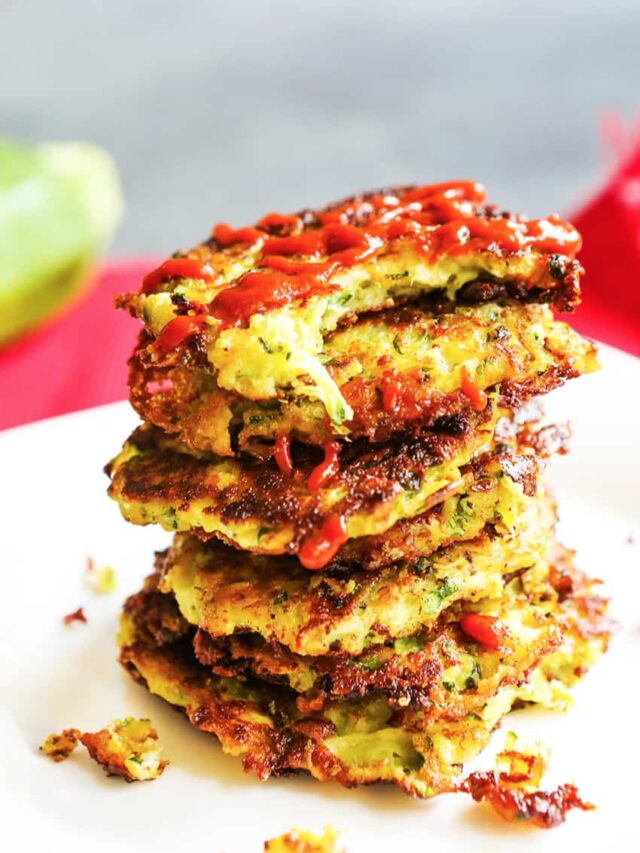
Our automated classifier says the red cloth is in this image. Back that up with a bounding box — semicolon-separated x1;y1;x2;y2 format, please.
0;258;156;430
1;133;640;430
569;116;640;356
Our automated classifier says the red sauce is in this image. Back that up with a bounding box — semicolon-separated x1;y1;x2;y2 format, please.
380;369;425;420
209;270;338;328
298;514;348;570
459;366;488;412
212;223;263;247
459;613;510;650
141;258;213;295
257;212;301;229
263;232;323;256
274;433;293;476
155;313;208;351
147;181;582;331
307;441;341;491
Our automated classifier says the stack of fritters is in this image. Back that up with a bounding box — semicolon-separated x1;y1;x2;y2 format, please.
108;182;611;797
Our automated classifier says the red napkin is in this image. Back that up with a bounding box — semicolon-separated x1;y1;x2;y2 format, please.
568;115;640;356
1;130;639;431
0;258;155;431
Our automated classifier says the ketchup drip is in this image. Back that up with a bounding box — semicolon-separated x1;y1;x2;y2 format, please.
212;223;263;247
155;313;208;351
145;180;582;336
141;258;213;295
459;613;510;650
298;515;348;570
307;441;341;491
274;433;293;476
209;269;338;328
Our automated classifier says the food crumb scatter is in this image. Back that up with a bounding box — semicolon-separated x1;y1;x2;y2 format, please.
460;732;594;828
63;607;87;625
39;729;82;762
80;717;168;782
264;827;343;852
86;556;118;593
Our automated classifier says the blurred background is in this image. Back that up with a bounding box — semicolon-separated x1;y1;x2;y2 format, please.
1;0;639;427
3;0;639;254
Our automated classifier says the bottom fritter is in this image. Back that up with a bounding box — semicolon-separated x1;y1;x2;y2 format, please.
118;547;610;798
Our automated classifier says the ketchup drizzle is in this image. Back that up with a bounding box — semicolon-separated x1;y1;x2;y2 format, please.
274;433;293;476
143;181;582;332
141;258;213;295
460;613;510;650
298;515;348;570
307;441;341;491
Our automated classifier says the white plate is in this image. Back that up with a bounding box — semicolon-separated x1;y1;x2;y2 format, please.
1;343;639;853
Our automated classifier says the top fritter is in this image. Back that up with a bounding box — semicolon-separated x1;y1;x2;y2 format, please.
119;182;583;429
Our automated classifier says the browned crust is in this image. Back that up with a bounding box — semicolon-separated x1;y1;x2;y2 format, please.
122;562;191;647
461;772;594;828
118;547;610;797
191;615;561;717
332;451;541;570
126;300;594;458
125;540;610;718
107;404;495;549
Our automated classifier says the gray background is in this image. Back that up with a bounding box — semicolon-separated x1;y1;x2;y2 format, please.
1;0;638;255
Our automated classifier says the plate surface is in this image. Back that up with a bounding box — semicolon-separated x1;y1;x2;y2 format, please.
1;344;639;853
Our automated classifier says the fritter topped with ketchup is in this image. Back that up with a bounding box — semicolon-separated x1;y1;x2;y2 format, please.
119;182;584;429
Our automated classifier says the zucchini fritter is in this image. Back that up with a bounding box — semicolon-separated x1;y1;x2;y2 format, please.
118;550;609;799
120;183;583;426
155;486;555;657
107;402;509;561
130;303;597;457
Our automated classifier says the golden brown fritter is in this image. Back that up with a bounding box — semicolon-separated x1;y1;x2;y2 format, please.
118;182;584;429
155;487;555;657
106;399;518;561
118;547;610;799
128;302;597;457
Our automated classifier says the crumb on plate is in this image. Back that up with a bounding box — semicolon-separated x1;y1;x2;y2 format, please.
39;728;82;762
63;607;87;625
265;827;342;853
460;732;594;828
80;717;168;782
86;556;118;593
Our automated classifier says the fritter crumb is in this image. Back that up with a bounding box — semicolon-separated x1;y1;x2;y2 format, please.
265;827;343;852
80;717;168;782
39;728;82;762
86;557;118;593
460;733;593;828
63;607;87;625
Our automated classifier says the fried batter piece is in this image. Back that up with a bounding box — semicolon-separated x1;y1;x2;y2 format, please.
39;728;82;762
119;182;583;426
461;733;594;828
265;827;343;852
80;717;168;782
118;550;609;799
129;302;597;457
